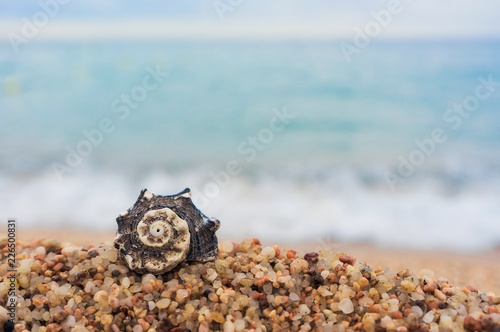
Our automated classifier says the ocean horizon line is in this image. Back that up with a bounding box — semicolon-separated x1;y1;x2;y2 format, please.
2;19;500;42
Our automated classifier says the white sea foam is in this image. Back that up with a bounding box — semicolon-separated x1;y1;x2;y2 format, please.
2;167;499;252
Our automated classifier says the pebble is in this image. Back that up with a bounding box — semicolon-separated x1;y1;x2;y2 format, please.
231;319;244;331
223;320;235;332
299;304;311;315
411;306;423;317
142;282;153;294
339;255;356;265
94;290;108;307
434;289;447;301
439;315;453;329
220;240;234;253
261;246;276;259
101;314;113;325
0;306;8;323
121;277;131;289
289;292;300;302
422;310;434;323
148;301;155;310
176;289;189;299
401;280;416;293
156;298;170;309
380;315;392;329
263;283;273;295
211;312;225;323
338;298;354;314
464;316;483;331
424;282;437;293
130;283;142;293
1;238;498;331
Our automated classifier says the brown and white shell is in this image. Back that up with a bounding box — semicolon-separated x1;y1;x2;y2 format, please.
114;188;220;274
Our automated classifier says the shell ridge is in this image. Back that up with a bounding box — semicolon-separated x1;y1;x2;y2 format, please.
186;213;220;261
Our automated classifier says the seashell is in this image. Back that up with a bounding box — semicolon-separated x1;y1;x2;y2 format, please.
114;188;220;274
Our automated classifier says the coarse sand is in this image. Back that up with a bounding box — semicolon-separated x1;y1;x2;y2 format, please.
1;231;499;331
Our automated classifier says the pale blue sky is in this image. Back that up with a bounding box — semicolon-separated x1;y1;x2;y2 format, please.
1;1;500;39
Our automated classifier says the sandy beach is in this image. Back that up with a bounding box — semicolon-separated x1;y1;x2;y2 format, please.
18;228;500;296
2;229;500;331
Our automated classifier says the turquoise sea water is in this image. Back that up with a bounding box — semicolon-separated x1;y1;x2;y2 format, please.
1;39;500;250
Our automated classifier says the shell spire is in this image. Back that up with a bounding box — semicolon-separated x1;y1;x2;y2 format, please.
114;188;220;274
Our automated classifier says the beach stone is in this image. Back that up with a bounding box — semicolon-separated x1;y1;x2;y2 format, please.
142;282;153;294
424;282;437;293
290;259;308;273
18;259;33;274
130;283;142;293
177;289;189;300
211;312;225;324
439;315;452;329
401;280;417;293
263;284;272;295
487;306;499;314
304;252;319;262
338;298;354;314
220;241;234;253
0;306;8;324
34;246;47;259
339;255;356;265
238;238;253;252
434;289;446;301
234;319;245;331
101;314;113;325
223;321;235;332
406;313;419;330
121;277;131;288
299;304;311;316
261;247;276;259
411;306;423;318
156;299;170;309
422;310;434;323
198;321;209;332
94;291;108;307
464;316;483;331
289;292;300;302
466;285;478;293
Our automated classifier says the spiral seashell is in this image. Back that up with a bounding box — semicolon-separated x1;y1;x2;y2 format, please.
114;188;220;274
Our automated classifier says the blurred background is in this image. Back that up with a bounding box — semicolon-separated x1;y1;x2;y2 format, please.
1;1;499;251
